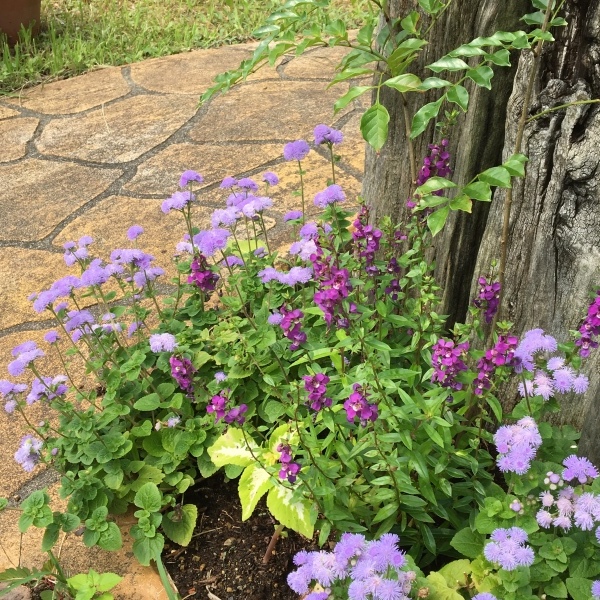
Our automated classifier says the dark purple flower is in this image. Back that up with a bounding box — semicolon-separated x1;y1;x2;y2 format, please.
170;355;196;393
473;334;518;396
303;373;332;411
188;254;219;292
431;338;470;391
576;290;600;357
283;140;310;161
277;443;301;483
473;276;501;323
343;384;377;425
279;308;307;351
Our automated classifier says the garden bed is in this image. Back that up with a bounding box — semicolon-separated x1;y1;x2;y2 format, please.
163;475;316;600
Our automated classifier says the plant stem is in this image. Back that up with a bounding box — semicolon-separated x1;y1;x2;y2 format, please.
262;523;285;564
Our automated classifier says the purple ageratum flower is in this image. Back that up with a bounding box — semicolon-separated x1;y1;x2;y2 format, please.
110;248;154;270
166;416;181;428
149;333;178;353
552;367;576;393
14;435;44;472
8;342;45;377
473;594;499;600
593;580;600;600
220;176;237;189
483;527;534;571
127;225;144;240
133;267;165;289
211;206;240;229
214;371;227;382
241;196;273;218
277;443;301;484
161;190;195;213
258;266;313;286
290;238;318;261
262;171;279;186
222;255;244;267
562;455;599;484
572;373;590;393
26;375;68;405
299;221;319;239
267;312;283;325
128;321;144;338
344;383;378;425
314;124;343;146
0;380;27;414
170;355;196;393
284;210;303;222
195;228;231;257
254;247;267;258
431;338;470;391
473;276;501;324
179;169;204;187
313;184;346;208
576;290;600;358
64;310;95;334
494;417;542;475
237;177;259;191
283;139;310;161
513;328;557;373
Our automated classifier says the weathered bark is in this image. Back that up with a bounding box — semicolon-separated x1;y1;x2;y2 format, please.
363;0;529;326
362;1;600;460
471;0;600;460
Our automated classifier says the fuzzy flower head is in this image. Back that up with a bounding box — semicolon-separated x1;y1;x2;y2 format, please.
283;139;310;161
8;342;45;377
562;455;599;484
179;169;204;187
314;184;346;209
262;171;279;186
161;190;195;213
494;417;542;475
483;527;534;571
14;435;44;472
127;225;144;241
149;333;178;353
314;124;343;146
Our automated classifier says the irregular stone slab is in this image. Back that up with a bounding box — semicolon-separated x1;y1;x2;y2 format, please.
0;105;20;119
0;117;38;162
130;46;278;95
0;584;31;599
37;95;197;163
339;111;367;174
0;248;68;330
53;196;213;280
189;80;347;142
0;159;121;241
282;45;351;80
125;142;283;195
5;68;130;115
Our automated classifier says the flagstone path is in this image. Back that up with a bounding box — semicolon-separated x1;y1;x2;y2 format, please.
0;42;367;598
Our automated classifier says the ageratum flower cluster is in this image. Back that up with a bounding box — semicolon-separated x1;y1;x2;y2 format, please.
287;533;415;600
483;527;535;571
494;416;542;475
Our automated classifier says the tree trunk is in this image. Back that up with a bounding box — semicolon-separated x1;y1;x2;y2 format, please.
362;1;600;460
470;0;600;461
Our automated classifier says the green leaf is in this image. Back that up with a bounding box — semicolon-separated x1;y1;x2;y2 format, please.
132;533;164;566
447;85;469;111
239;464;274;520
428;57;470;73
450;527;486;559
420;77;451;90
466;65;494;89
360;103;390;151
439;559;472;588
334;86;372;114
410;97;443;138
449;194;472;213
425;571;465;600
0;498;7;511
544;579;568;598
426;206;450;237
96;572;123;592
42;524;60;552
207;427;258;468
423;423;444;448
566;577;594;600
134;483;162;513
485;49;511;66
98;522;123;551
479;166;512;188
133;393;160;411
162;504;198;546
266;485;316;539
463;181;492;201
416;176;457;195
384;73;423;93
387;38;428;75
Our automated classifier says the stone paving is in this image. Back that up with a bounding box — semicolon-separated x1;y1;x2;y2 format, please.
0;41;367;597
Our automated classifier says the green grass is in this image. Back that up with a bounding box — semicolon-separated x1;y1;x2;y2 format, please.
0;0;372;95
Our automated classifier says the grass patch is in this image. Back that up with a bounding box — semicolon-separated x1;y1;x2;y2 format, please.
0;0;373;95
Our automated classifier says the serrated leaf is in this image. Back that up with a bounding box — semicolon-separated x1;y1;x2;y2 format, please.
98;522;122;551
479;166;512;188
566;577;594;600
428;57;470;73
207;427;257;468
333;86;371;114
410;97;443;138
447;85;469;111
427;206;450;237
450;528;485;558
463;181;492;201
239;464;274;520
360;103;390;151
134;482;162;513
162;504;197;546
439;559;472;588
425;571;465;600
96;572;123;592
384;73;423;93
132;533;164;566
266;485;316;538
466;65;494;89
